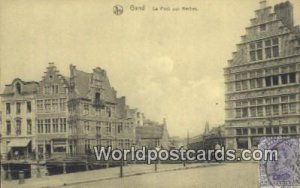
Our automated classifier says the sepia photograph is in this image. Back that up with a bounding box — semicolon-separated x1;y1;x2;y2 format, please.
0;0;300;187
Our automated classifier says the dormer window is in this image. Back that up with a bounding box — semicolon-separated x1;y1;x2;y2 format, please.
94;92;105;109
95;92;100;101
16;82;21;94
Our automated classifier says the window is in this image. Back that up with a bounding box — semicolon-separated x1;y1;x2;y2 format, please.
257;99;263;105
37;100;43;113
106;107;111;117
52;99;59;111
83;104;89;115
266;127;272;134
265;98;272;105
273;97;279;103
6;121;11;135
16;120;21;135
257;78;263;88
290;95;296;102
236;129;242;135
45;99;51;113
265;69;272;75
250;100;256;106
27;101;31;113
273;105;279;116
6;103;11;114
235;109;241;118
249;41;263;61
242;100;248;107
27;119;32;135
95;92;101;102
84;121;90;134
272;68;279;74
266;106;272;116
281;74;288;84
53;119;59;133
289;73;296;83
96;125;101;135
281;96;288;103
290;126;297;134
236;138;248;149
45;119;51;133
272;76;278;86
265;76;272;87
59;118;66;132
260;24;266;31
38;120;44;133
16;102;21;115
282;127;288;134
117;123;123;133
282;104;289;114
242;80;248;90
236;101;241;107
106;122;112;133
250;128;257;135
258;128;264;134
250;79;256;89
16;82;21;94
289;103;296;114
250;107;256;117
273;127;279;134
59;98;66;112
257;107;263;117
265;38;279;59
250;71;256;78
235;82;241;91
242;108;248;117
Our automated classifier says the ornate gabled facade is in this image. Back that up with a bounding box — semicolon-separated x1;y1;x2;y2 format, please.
0;78;38;160
68;65;136;154
0;62;170;163
35;63;69;159
224;1;300;149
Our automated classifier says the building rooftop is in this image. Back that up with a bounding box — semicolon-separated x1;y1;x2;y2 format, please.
136;125;164;139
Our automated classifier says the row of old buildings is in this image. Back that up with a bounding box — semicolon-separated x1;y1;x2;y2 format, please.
189;1;300;150
0;63;170;161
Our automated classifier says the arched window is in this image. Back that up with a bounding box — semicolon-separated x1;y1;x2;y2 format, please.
16;82;21;94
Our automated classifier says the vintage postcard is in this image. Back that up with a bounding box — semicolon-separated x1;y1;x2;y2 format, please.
0;0;300;187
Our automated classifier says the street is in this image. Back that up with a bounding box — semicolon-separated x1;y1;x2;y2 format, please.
65;162;258;188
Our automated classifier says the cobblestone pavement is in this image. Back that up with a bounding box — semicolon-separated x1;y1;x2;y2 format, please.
67;162;259;188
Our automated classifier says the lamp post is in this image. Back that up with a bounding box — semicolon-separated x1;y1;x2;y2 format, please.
155;146;160;172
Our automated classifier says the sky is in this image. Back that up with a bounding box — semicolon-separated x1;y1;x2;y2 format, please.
0;0;300;138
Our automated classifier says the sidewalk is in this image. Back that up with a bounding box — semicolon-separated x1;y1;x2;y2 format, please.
2;163;222;188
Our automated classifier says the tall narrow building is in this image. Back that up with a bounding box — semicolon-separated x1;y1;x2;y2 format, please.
224;1;300;149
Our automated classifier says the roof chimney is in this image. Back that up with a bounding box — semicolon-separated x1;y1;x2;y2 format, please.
274;1;294;30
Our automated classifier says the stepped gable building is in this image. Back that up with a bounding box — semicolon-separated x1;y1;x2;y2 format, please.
224;1;300;149
0;62;170;162
0;78;38;159
35;63;69;159
68;65;136;154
